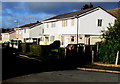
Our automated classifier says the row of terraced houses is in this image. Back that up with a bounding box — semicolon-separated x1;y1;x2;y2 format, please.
2;7;116;47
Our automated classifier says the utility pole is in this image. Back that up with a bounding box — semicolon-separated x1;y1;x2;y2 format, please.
14;20;19;49
115;51;119;65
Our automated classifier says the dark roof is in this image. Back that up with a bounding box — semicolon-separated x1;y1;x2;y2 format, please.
44;6;117;21
30;22;42;28
19;22;42;28
45;7;97;21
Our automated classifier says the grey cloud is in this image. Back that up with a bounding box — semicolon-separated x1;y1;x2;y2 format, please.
2;2;87;15
25;2;85;14
2;13;55;28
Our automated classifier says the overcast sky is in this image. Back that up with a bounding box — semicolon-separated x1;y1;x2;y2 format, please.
1;2;120;28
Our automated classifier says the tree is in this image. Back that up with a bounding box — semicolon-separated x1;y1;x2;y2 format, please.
102;19;120;40
81;3;94;10
98;18;120;63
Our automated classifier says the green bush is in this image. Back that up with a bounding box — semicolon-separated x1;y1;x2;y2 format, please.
21;43;27;53
50;40;60;49
29;44;42;56
58;48;65;60
98;39;120;64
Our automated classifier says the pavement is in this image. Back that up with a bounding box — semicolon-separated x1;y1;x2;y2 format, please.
77;63;120;74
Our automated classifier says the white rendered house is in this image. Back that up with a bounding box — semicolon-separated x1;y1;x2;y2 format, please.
29;22;44;45
1;33;9;43
38;6;116;47
23;27;33;43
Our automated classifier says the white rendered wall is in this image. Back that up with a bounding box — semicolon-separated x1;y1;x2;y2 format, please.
78;8;116;35
44;22;58;35
23;28;30;38
30;25;43;38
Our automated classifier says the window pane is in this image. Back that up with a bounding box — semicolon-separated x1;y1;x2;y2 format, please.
47;23;49;28
42;29;44;34
50;36;55;41
62;20;67;27
98;19;102;27
45;37;49;42
71;19;74;26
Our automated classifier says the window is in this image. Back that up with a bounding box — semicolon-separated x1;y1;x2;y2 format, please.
71;19;74;26
50;36;55;41
51;22;56;28
98;19;102;27
62;20;67;27
24;29;26;33
71;36;74;42
47;23;49;28
45;37;49;42
42;29;44;34
115;19;117;23
41;37;44;41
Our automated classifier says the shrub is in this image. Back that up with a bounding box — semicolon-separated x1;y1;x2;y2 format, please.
29;44;42;56
41;45;50;57
21;43;27;53
58;48;65;60
98;39;120;64
50;40;60;49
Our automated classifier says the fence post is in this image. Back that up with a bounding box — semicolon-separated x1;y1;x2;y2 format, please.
92;50;94;63
115;51;119;65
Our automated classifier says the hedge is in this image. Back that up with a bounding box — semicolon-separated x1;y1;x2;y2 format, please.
20;40;66;60
29;44;42;56
98;39;120;64
21;43;32;53
21;43;27;53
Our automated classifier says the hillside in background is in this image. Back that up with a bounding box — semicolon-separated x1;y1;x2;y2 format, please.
107;8;120;18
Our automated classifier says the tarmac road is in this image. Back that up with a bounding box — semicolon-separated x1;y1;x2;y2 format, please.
3;70;119;82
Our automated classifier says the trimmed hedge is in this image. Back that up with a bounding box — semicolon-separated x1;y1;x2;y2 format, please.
21;43;32;53
58;48;65;60
98;39;120;64
29;44;42;56
20;40;66;60
21;43;27;53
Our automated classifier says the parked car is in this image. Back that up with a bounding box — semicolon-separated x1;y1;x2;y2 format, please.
9;40;22;44
2;41;10;47
66;43;85;52
65;43;85;66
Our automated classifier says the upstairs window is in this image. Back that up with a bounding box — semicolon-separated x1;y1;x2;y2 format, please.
47;23;49;28
62;20;67;27
98;19;102;27
71;19;74;26
42;29;44;34
24;29;26;33
51;22;56;28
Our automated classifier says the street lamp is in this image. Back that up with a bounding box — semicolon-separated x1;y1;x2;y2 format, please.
14;20;19;28
14;20;19;49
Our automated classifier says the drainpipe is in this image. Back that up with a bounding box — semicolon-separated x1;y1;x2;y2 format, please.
76;16;79;44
